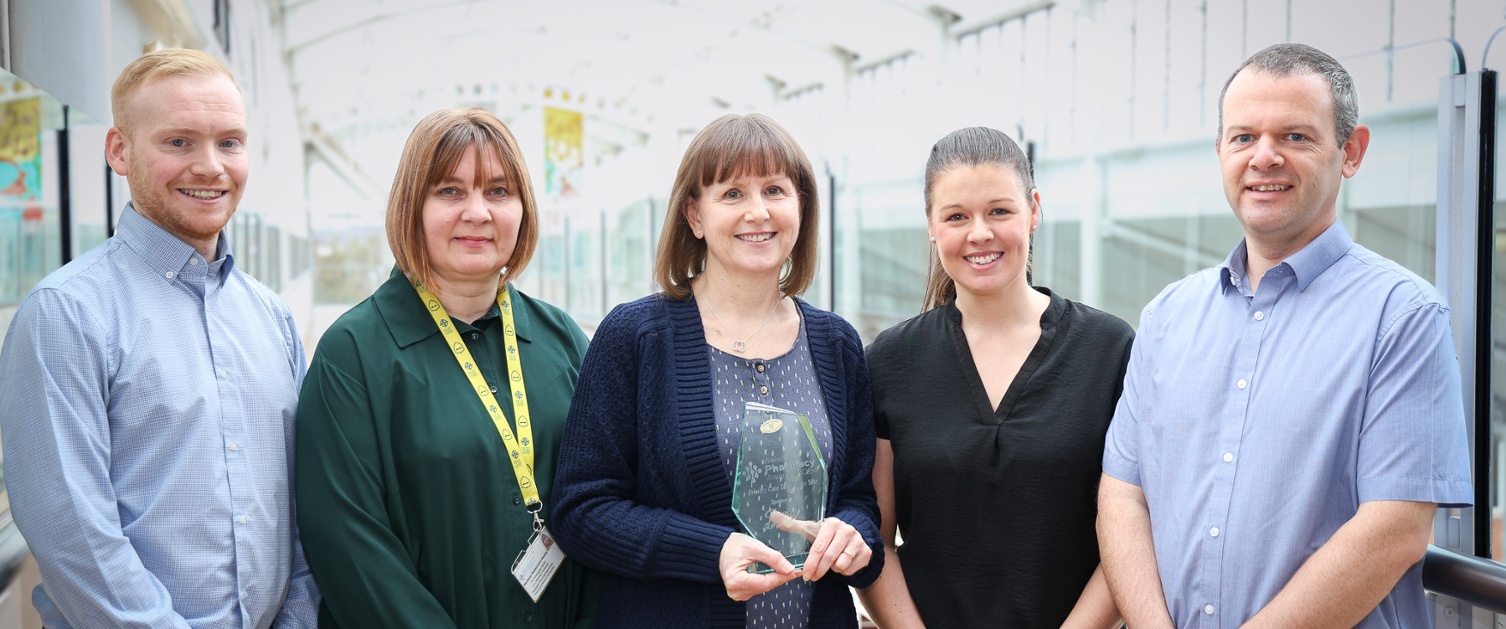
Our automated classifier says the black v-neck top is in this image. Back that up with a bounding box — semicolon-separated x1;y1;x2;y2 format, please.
867;288;1134;628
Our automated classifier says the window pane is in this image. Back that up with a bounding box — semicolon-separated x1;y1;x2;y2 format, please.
0;70;65;324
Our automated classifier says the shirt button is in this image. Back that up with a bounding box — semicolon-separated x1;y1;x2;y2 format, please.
471;333;480;341
755;363;765;373
219;370;229;380
164;271;175;279
189;258;200;266
512;497;521;505
1205;604;1215;615
238;516;248;524
525;613;534;623
1223;452;1234;463
229;441;239;452
1209;526;1220;537
759;385;769;395
490;386;498;393
1253;310;1264;321
1236;378;1247;390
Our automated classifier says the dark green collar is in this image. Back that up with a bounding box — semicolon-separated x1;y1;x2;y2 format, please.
374;267;534;349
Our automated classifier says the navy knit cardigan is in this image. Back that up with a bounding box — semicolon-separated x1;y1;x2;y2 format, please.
552;293;883;628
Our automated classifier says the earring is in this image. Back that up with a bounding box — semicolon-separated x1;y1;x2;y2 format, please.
1030;224;1037;232
928;236;936;242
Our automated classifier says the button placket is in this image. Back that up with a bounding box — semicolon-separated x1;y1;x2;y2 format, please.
751;360;771;398
1200;281;1277;619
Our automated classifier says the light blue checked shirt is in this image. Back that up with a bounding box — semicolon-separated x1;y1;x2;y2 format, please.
0;205;318;628
1103;221;1472;628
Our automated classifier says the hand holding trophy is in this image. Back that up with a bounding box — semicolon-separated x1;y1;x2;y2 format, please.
731;402;829;574
769;511;873;581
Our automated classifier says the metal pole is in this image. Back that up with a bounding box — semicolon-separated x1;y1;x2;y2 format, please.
58;104;71;265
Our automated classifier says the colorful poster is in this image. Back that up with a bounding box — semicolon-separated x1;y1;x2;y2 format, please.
544;106;582;199
0;97;41;203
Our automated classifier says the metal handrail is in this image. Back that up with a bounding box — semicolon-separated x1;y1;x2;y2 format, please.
1424;545;1506;614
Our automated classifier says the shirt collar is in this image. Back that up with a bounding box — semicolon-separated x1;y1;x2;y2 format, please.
116;203;235;281
1218;220;1352;294
1218;241;1251;295
377;267;533;349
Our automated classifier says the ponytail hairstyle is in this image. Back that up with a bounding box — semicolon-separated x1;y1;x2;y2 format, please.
921;127;1037;311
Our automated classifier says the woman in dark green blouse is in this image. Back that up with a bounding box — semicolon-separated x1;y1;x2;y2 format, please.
295;107;595;628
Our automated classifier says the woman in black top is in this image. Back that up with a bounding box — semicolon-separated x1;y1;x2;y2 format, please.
857;127;1133;628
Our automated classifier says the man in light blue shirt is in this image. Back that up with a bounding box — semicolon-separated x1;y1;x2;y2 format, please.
1099;43;1472;628
0;48;317;628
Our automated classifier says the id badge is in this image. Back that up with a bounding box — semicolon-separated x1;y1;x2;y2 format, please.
512;526;565;602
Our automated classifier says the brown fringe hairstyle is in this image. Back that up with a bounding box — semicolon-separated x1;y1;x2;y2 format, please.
386;107;539;293
111;48;237;133
653;113;820;299
921;127;1037;311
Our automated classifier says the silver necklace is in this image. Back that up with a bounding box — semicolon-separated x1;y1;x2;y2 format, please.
704;295;782;353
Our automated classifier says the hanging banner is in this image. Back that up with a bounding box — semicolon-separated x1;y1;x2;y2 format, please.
0;97;42;203
544;106;582;199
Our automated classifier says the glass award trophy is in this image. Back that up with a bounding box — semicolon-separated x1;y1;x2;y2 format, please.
732;402;828;573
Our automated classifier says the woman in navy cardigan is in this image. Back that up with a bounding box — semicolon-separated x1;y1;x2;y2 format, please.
552;114;883;628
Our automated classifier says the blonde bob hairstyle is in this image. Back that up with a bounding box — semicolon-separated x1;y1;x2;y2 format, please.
654;113;819;299
111;48;237;133
386;107;538;292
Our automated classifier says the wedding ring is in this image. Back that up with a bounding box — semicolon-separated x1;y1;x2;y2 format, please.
841;550;857;558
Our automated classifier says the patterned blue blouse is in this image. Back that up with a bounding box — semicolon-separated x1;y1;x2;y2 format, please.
710;313;834;629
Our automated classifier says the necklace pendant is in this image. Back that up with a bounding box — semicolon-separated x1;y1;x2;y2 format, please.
732;340;747;353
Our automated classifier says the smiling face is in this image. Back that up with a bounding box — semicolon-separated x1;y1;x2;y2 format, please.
1217;69;1368;257
927;165;1039;302
686;171;802;285
106;73;247;257
421;146;522;291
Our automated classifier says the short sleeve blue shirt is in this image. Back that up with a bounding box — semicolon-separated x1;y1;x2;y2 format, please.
1102;221;1472;628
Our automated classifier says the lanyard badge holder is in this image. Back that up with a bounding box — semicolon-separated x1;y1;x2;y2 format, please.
415;281;563;602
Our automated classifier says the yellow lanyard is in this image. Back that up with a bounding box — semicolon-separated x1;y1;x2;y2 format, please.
414;281;540;511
